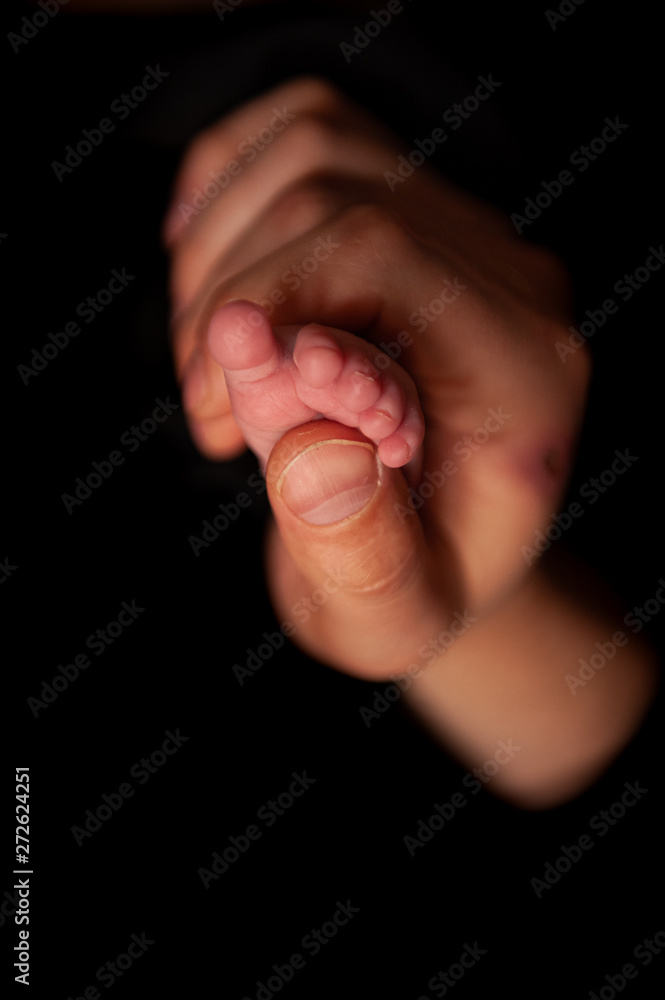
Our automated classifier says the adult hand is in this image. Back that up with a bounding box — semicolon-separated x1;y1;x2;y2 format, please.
166;76;588;682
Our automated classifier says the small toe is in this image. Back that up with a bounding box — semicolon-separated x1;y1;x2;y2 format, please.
293;323;345;388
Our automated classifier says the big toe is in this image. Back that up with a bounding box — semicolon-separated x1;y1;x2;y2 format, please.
208;300;280;374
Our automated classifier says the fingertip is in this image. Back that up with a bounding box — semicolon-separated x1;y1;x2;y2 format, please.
182;346;231;421
186;413;246;460
162;202;185;248
181;348;209;414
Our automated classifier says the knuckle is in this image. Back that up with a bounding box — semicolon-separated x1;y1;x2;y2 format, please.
336;202;412;256
268;175;350;232
283;113;344;161
176;127;221;180
283;75;349;114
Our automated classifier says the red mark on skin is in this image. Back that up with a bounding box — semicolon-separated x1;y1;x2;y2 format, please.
532;438;574;495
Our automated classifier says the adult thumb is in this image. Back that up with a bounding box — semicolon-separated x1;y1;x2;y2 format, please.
264;420;445;680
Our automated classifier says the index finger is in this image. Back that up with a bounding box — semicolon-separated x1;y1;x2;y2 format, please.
163;76;381;246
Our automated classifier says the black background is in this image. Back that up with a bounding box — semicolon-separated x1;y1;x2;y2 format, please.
4;1;664;997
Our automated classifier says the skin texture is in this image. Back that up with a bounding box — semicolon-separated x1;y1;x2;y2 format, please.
204;303;425;469
165;76;657;808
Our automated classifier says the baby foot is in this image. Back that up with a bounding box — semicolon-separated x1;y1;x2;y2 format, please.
207;300;424;471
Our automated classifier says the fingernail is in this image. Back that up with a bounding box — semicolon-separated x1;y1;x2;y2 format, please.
277;440;380;525
182;349;209;414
